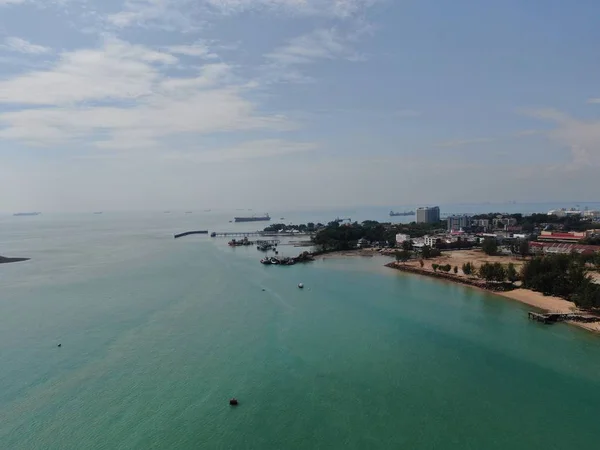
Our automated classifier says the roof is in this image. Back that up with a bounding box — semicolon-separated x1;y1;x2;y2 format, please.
530;242;599;254
538;232;584;240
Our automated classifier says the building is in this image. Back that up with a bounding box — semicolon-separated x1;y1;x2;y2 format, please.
395;234;410;246
423;235;440;247
447;215;470;232
493;217;518;229
529;241;599;255
416;206;440;224
537;231;588;243
472;218;491;230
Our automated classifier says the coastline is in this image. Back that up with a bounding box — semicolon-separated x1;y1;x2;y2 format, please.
385;260;600;335
315;248;600;335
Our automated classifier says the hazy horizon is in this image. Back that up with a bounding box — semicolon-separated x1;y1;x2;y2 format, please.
1;1;599;211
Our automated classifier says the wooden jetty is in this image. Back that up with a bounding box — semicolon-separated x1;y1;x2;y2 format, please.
174;230;208;239
528;312;599;325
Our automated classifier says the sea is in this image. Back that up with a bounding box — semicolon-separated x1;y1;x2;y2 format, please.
1;203;600;450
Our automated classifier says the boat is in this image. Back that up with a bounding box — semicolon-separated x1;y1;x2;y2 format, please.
234;214;271;223
298;283;304;289
389;210;415;216
13;212;41;216
93;212;103;215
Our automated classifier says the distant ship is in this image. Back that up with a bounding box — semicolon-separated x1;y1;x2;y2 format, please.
389;210;415;216
234;214;271;223
13;212;41;216
93;212;103;215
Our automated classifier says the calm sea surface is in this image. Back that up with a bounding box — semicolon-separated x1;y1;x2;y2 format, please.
1;208;600;449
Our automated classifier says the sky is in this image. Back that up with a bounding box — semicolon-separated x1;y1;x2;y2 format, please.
0;0;599;212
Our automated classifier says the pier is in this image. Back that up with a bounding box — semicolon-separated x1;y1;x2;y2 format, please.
528;312;599;324
210;231;312;238
174;230;208;239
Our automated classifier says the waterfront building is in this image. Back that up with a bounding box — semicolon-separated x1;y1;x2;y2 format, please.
423;235;441;247
416;206;440;224
447;215;470;232
395;234;411;246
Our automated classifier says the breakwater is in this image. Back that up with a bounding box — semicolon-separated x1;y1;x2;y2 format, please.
174;230;208;239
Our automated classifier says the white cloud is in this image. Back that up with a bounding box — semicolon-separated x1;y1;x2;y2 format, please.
1;37;51;54
204;0;378;18
166;43;218;58
0;38;177;105
434;137;494;148
161;139;318;162
267;28;361;66
587;98;600;104
107;0;379;31
525;108;600;167
0;0;27;5
0;38;291;148
107;0;203;31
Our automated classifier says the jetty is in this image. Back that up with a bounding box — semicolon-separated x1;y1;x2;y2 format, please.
527;312;599;324
174;230;208;239
210;231;312;238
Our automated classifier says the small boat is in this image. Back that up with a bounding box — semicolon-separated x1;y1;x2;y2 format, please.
229;398;239;406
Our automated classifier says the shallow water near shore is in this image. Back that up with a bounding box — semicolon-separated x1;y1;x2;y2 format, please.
2;212;600;449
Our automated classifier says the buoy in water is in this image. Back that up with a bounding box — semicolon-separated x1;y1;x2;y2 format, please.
298;283;304;289
57;343;62;347
229;398;239;406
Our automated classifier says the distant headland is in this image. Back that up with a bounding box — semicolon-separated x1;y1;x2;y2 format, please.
0;256;30;264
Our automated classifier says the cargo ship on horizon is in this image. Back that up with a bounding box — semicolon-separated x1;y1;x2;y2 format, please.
234;214;271;223
13;212;41;217
389;210;415;216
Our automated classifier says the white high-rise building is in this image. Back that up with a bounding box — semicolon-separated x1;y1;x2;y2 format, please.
416;206;440;224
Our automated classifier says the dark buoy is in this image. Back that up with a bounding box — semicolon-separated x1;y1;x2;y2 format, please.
57;343;62;347
298;283;304;289
262;288;266;291
229;398;239;406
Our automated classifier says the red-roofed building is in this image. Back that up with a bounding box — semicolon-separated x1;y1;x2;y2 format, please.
529;241;599;255
538;231;588;243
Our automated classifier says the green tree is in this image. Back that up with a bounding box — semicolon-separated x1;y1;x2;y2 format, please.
478;262;506;282
506;262;519;282
462;262;474;275
422;245;431;259
430;248;442;258
432;263;439;272
482;238;498;256
395;250;411;264
402;240;413;251
453;266;458;274
519;240;530;258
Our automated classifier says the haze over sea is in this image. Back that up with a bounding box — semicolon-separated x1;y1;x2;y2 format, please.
2;205;600;449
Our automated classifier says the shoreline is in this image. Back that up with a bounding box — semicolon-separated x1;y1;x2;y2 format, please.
385;261;600;335
313;248;600;335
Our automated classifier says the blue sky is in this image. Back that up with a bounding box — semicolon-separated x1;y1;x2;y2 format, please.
0;0;599;211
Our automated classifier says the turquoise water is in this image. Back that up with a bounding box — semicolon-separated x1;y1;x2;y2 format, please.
2;212;600;449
